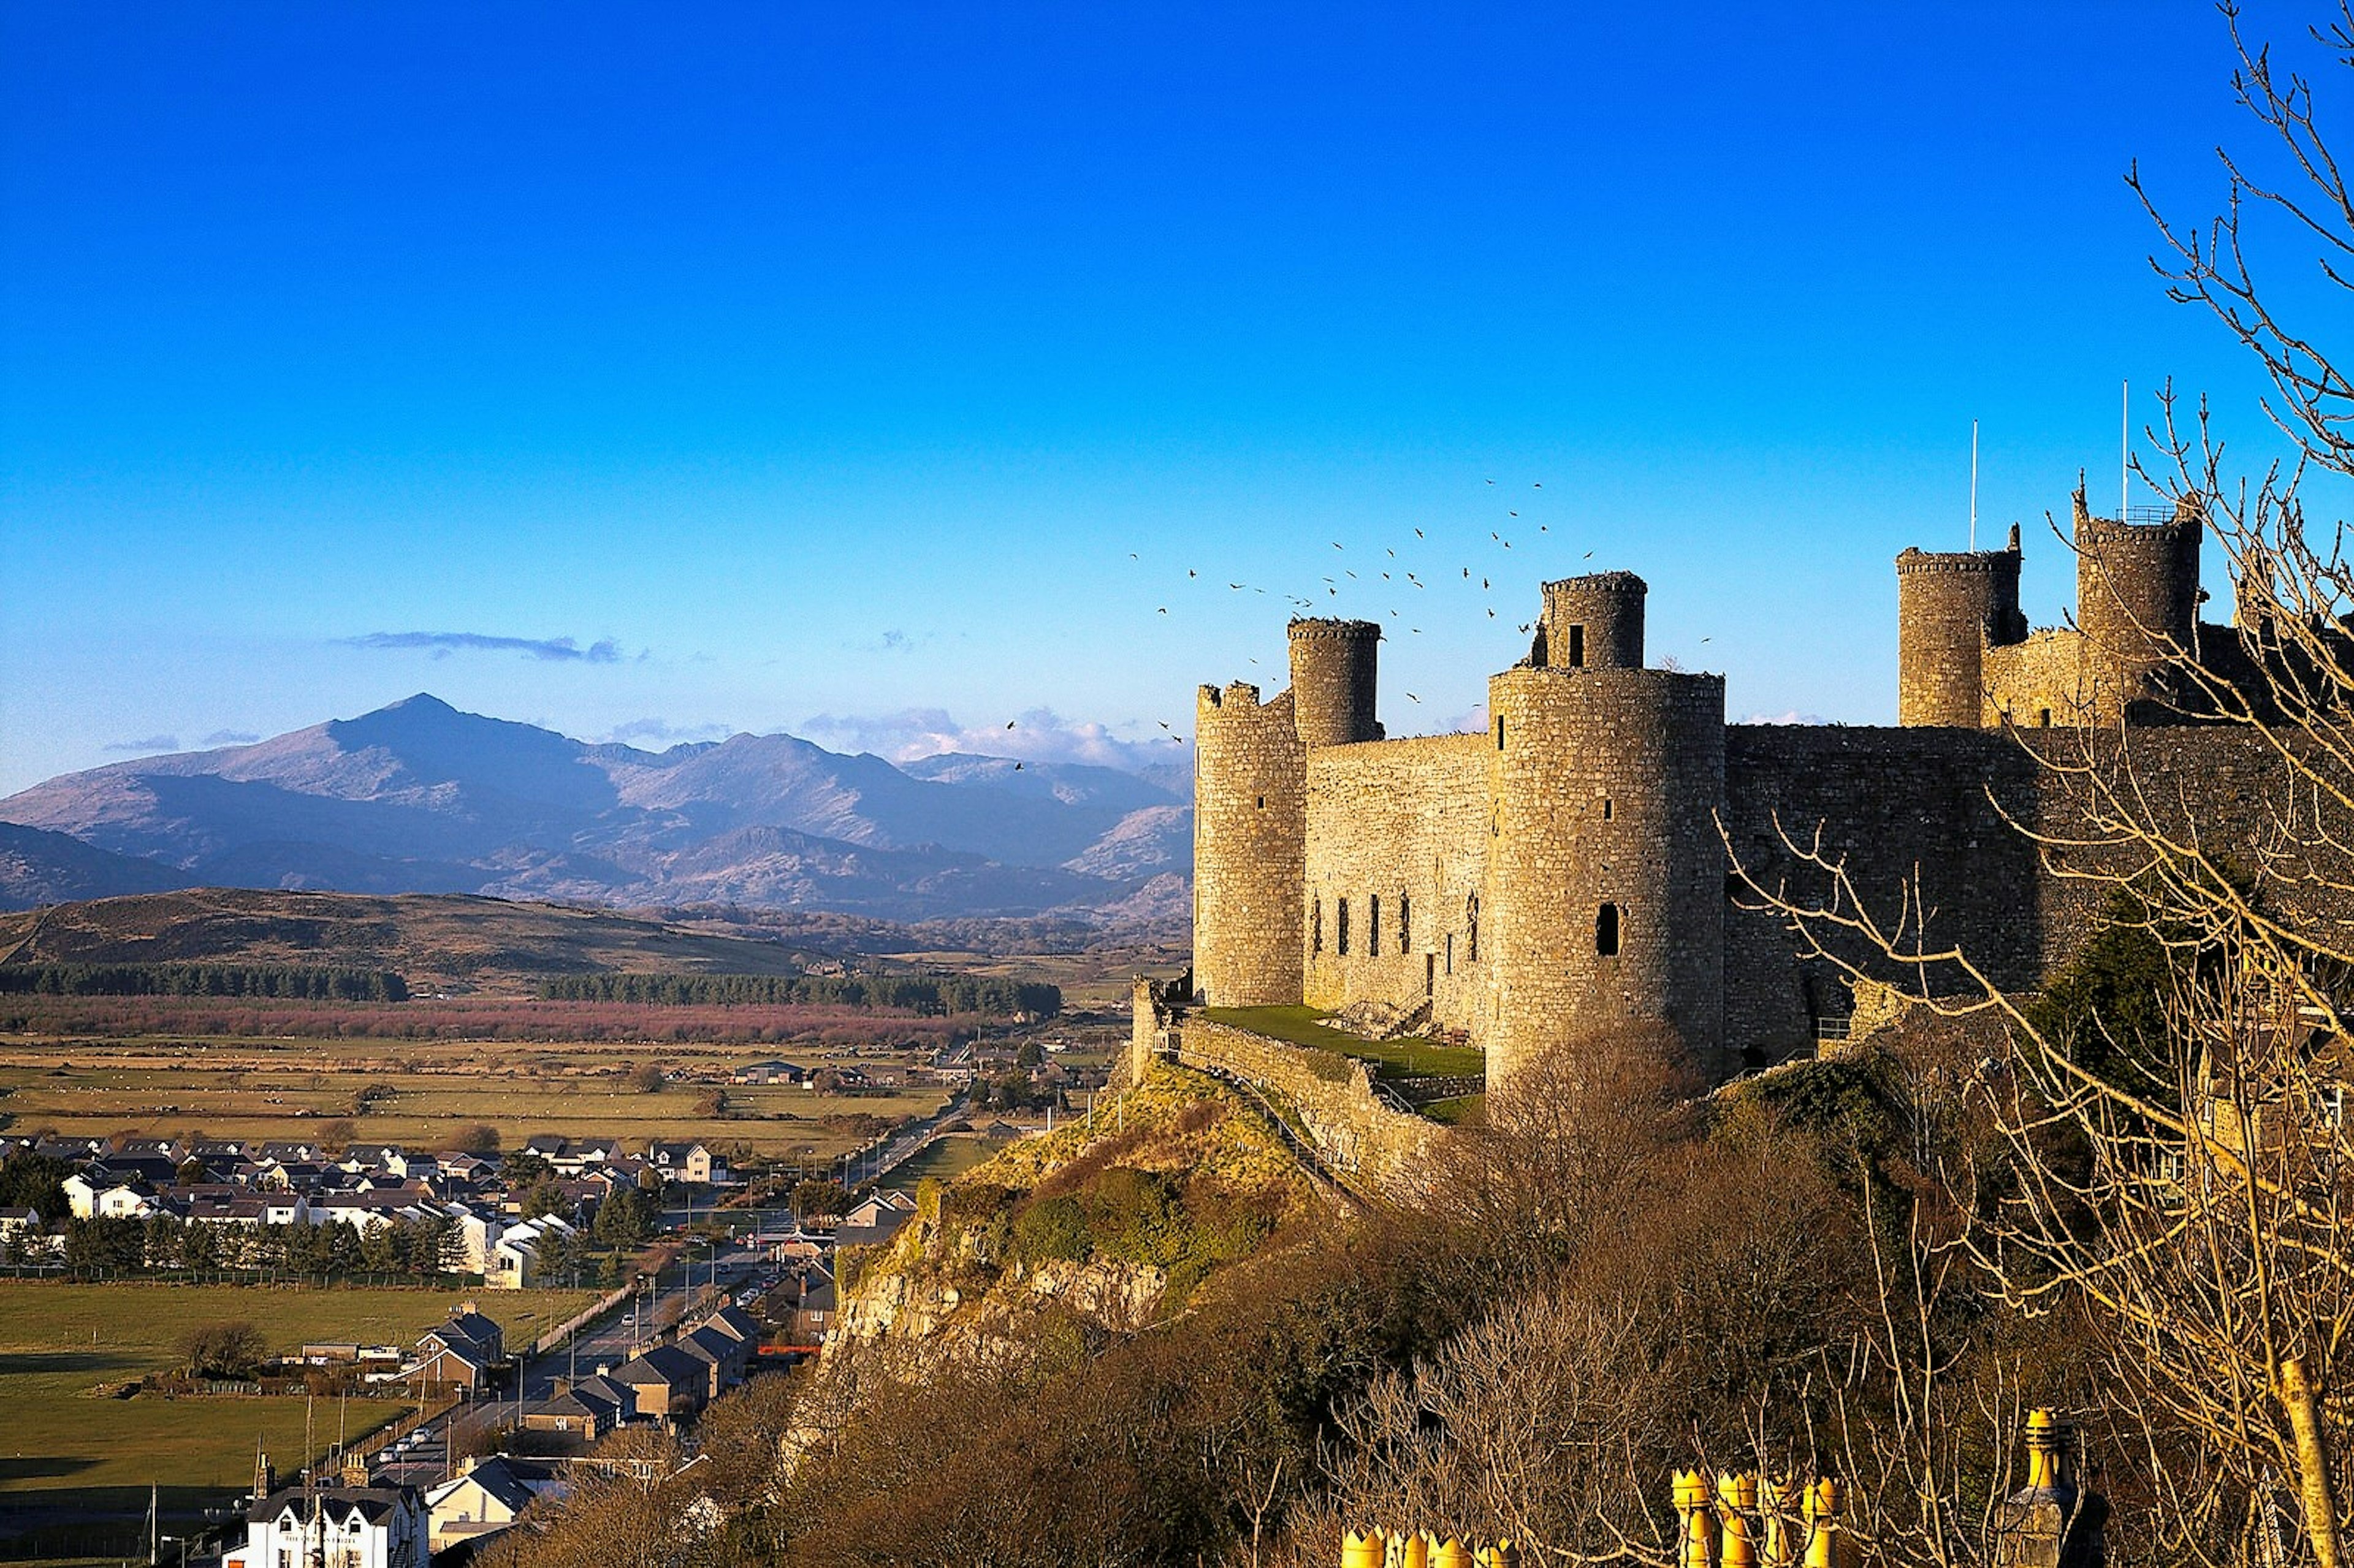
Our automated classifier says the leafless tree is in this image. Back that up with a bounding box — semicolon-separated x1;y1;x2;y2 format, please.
1727;14;2354;1564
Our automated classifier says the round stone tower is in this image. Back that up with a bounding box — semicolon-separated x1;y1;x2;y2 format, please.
1895;538;2024;727
1191;682;1307;1008
1287;618;1382;749
1535;572;1646;669
2074;490;2201;721
1482;664;1727;1096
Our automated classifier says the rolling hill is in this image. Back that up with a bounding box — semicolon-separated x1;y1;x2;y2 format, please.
0;888;815;995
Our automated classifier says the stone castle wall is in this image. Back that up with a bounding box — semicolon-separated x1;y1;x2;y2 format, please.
1723;721;2354;1059
1192;682;1306;1008
1895;546;2023;728
1302;734;1493;1033
1487;666;1729;1084
1981;628;2089;728
1166;1014;1444;1192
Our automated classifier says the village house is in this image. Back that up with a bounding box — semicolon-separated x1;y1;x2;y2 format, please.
607;1342;710;1426
647;1141;725;1185
224;1483;427;1568
423;1456;565;1555
486;1214;576;1289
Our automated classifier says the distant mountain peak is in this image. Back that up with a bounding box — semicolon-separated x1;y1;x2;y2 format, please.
0;696;1193;923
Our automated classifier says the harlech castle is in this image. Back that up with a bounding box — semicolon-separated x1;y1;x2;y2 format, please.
1191;488;2336;1094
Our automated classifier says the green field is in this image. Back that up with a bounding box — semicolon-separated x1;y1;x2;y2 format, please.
0;1282;600;1496
1200;1005;1485;1079
0;1038;949;1160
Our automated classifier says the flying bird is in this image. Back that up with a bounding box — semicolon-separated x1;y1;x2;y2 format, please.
1533;482;1542;489
1414;528;1425;538
1189;569;1197;577
1013;761;1023;771
1005;720;1016;729
1157;607;1168;614
1583;550;1594;559
1407;693;1421;702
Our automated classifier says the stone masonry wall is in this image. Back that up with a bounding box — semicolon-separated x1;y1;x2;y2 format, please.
1303;733;1493;1038
1192;683;1306;1008
1167;1014;1444;1193
1487;666;1728;1086
1982;629;2089;728
1895;548;2021;728
1723;722;2354;1060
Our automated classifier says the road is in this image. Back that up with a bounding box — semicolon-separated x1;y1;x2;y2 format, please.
372;1231;778;1488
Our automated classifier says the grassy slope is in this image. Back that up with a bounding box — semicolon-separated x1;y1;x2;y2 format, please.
0;888;809;995
0;1283;600;1494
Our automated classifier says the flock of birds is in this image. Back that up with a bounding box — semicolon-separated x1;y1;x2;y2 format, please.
1042;474;1675;753
983;476;1716;756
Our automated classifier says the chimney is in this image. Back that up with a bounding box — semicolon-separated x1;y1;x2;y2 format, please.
1991;1409;2108;1567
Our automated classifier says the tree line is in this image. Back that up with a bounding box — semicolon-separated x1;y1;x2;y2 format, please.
537;971;1060;1018
0;962;409;1001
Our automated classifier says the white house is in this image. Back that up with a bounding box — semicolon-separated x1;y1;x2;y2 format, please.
487;1215;577;1289
435;1202;502;1274
223;1484;426;1568
423;1457;564;1553
64;1173;157;1220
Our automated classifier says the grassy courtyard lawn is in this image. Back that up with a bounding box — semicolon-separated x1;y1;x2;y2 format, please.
888;1134;995;1187
1200;1005;1485;1079
1422;1094;1486;1126
0;1282;601;1496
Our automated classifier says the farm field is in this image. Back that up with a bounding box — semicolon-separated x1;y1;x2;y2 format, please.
0;1036;951;1160
0;1282;600;1496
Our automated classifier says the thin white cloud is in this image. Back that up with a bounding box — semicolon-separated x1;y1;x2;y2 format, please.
104;734;181;755
340;631;624;663
202;729;262;745
799;707;1183;772
1740;710;1830;726
601;717;733;747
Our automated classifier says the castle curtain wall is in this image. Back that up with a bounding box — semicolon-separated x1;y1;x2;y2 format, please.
1302;734;1492;1035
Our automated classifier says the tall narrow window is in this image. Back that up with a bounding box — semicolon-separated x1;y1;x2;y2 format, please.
1369;895;1381;956
1398;894;1411;950
1601;797;1613;821
1466;893;1479;963
1596;902;1621;957
1337;898;1350;956
1569;625;1586;668
1495;716;1505;750
1311;898;1323;955
1446;932;1455;975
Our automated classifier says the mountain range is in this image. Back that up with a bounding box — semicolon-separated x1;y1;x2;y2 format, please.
0;695;1193;923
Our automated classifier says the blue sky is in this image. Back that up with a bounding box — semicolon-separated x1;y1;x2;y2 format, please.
1;2;2337;794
